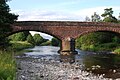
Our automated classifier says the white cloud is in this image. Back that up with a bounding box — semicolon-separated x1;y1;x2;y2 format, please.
11;9;83;21
74;6;120;19
11;6;120;21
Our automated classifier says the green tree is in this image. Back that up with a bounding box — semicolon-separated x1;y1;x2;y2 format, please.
77;8;120;51
27;34;35;45
112;36;120;43
23;31;30;40
51;38;59;46
9;31;31;41
9;32;26;41
0;0;18;48
101;8;118;22
76;31;120;51
43;39;49;43
15;32;26;41
91;12;101;22
33;34;44;46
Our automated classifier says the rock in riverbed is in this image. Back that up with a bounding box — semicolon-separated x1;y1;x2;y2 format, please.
16;57;112;80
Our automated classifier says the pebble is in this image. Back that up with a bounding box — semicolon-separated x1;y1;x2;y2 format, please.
16;57;116;80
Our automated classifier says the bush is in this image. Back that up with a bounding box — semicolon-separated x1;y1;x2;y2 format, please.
112;36;120;43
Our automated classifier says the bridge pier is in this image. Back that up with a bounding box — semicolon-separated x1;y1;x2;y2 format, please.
59;38;78;63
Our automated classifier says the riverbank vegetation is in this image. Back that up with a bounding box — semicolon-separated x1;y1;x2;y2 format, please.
76;8;120;54
76;32;120;52
0;51;16;80
9;31;60;47
10;41;34;51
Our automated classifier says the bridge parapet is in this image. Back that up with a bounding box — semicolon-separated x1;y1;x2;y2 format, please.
13;21;120;28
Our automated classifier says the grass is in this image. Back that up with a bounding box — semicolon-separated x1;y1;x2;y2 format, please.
10;41;34;51
0;51;16;80
0;41;35;80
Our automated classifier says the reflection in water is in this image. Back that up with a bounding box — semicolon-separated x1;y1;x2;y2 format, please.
83;54;120;78
60;54;75;63
24;46;120;79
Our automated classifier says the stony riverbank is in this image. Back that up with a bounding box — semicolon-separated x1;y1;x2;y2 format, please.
16;56;117;80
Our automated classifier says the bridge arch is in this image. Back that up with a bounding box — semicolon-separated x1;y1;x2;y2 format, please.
75;29;120;39
9;21;68;40
7;30;61;41
74;23;120;39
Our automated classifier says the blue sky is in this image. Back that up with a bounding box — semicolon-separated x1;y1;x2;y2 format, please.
8;0;120;21
8;0;120;39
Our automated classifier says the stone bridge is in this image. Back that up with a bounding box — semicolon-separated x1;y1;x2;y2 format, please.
9;21;120;62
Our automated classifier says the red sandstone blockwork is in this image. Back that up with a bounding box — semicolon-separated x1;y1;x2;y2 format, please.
9;21;120;40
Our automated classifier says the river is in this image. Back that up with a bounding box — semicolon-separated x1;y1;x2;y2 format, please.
16;46;120;80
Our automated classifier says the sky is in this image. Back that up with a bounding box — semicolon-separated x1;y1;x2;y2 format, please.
8;0;120;39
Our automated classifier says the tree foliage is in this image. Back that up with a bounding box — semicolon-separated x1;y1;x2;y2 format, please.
91;12;101;22
9;32;51;46
101;8;113;17
33;34;44;46
76;32;120;51
112;36;120;43
14;32;26;41
27;34;35;45
0;0;18;47
51;38;59;46
9;32;28;41
101;8;118;22
23;31;30;40
76;8;120;51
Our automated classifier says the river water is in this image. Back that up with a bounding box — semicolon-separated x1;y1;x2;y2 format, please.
16;46;120;80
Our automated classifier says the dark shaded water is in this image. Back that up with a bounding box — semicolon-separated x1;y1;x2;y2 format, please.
81;53;120;78
22;46;120;79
